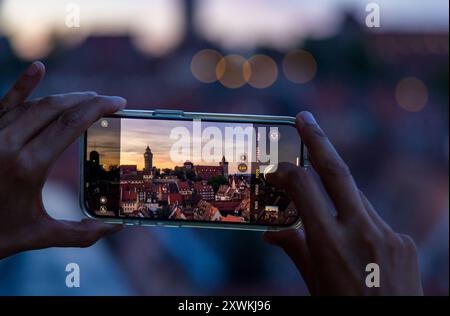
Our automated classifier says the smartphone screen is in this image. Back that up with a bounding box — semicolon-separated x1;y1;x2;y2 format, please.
83;115;302;227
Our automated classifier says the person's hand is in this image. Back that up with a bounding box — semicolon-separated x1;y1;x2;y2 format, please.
264;111;423;296
0;62;125;259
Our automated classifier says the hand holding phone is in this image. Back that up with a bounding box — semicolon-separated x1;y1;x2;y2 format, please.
263;112;423;296
0;62;123;259
0;63;422;297
82;110;307;230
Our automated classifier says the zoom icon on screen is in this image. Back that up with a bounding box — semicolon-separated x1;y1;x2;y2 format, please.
238;163;248;173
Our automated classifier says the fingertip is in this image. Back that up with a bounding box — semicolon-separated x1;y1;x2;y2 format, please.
100;96;127;112
27;61;46;77
91;95;127;115
110;96;127;109
263;164;276;181
35;61;46;74
296;111;317;129
81;218;123;231
80;220;123;242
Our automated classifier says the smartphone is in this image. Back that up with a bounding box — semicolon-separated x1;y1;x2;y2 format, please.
80;109;307;231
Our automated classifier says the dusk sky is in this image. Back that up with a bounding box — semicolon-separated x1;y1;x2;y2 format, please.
88;118;257;174
87;117;301;173
120;118;255;173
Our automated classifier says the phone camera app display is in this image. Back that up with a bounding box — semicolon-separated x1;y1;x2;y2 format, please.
85;117;301;227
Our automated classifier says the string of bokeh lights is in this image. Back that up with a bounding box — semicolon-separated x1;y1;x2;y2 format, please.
191;49;317;89
191;49;429;112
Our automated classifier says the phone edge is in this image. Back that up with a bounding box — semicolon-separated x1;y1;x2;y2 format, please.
79;109;305;232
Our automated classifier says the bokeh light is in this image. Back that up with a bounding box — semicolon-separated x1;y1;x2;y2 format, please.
216;54;251;89
191;49;223;83
395;77;428;112
0;0;184;60
245;55;278;89
9;29;53;60
283;50;317;84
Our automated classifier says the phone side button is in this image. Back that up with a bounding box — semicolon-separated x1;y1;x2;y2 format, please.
153;109;184;117
156;222;180;228
123;219;140;226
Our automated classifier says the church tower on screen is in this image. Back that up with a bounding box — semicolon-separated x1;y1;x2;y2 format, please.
144;145;153;171
219;155;229;177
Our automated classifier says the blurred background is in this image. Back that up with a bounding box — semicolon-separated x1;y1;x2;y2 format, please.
0;0;448;295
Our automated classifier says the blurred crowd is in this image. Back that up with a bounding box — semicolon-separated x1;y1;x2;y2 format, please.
0;0;448;295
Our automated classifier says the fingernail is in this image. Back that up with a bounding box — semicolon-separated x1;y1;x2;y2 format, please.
263;164;276;180
26;61;44;76
109;96;127;108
